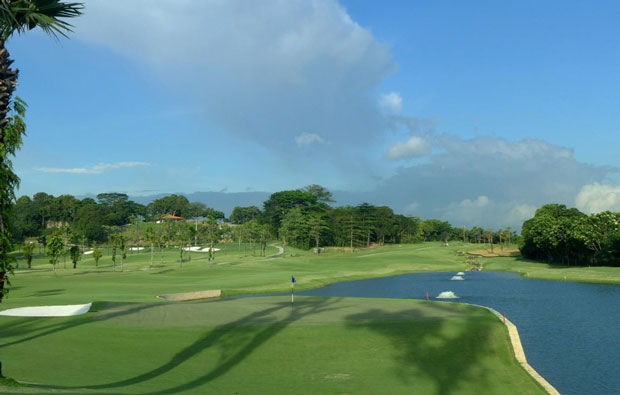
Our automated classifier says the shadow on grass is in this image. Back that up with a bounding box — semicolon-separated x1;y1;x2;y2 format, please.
29;289;65;297
344;303;495;395
0;302;163;348
22;298;342;394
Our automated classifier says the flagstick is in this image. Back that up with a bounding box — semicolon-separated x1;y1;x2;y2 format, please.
291;281;294;306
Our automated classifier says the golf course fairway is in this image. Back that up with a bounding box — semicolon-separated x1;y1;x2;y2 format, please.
0;296;544;394
2;242;594;393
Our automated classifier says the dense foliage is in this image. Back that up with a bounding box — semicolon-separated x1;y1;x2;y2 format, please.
10;186;515;254
520;204;620;266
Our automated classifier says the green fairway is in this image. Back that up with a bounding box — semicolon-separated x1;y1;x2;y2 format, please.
0;296;544;394
4;243;468;307
4;241;606;393
463;246;620;284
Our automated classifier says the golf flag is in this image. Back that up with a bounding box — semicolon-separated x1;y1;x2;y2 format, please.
291;275;296;305
292;275;296;283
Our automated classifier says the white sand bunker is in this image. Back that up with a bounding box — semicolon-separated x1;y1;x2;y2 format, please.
183;246;221;252
451;275;464;281
182;246;204;252
457;272;465;276
0;303;92;317
129;247;145;251
436;291;459;299
84;250;94;255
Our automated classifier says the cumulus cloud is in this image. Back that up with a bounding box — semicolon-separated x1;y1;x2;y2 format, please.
575;183;620;213
35;162;149;174
371;131;610;229
386;136;430;160
459;196;489;208
75;0;395;185
507;204;537;224
378;92;402;114
296;132;325;147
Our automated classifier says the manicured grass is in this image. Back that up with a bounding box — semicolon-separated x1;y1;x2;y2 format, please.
4;243;468;307
0;297;544;394
483;256;620;284
461;243;620;284
4;241;613;393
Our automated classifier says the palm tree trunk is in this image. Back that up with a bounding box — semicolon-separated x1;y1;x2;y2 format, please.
0;43;19;128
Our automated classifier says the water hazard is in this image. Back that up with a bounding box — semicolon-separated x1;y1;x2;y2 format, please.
297;271;620;395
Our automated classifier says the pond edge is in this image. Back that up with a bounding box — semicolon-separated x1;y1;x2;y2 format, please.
459;302;560;395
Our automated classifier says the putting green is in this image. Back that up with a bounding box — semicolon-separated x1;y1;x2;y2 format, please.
0;296;544;394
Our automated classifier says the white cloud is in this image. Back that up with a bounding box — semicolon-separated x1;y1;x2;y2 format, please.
576;183;620;213
378;92;402;114
75;0;395;186
507;204;537;223
369;129;609;229
35;162;149;175
459;195;490;208
386;136;430;160
295;133;325;147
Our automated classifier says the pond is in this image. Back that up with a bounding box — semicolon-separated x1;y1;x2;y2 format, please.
296;271;620;395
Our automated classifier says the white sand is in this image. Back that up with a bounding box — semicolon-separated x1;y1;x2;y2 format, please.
457;271;465;276
436;291;459;299
129;247;145;251
83;250;94;255
0;303;92;317
451;275;464;281
182;246;221;252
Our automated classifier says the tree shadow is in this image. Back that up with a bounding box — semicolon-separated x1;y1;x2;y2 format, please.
29;289;65;296
343;303;496;395
0;302;163;348
23;298;342;394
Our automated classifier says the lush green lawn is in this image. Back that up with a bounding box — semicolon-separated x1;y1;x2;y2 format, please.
5;242;467;307
5;241;615;393
463;243;620;284
483;256;620;284
0;297;544;394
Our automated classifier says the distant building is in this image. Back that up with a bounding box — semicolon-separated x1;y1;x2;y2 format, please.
155;215;184;224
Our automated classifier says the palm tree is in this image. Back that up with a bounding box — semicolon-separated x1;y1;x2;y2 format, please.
0;0;83;302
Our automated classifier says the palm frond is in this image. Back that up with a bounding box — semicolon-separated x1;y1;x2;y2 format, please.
1;0;84;42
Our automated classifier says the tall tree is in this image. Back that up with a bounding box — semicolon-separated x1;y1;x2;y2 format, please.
0;0;83;307
69;244;81;269
302;184;335;203
22;241;34;269
92;246;102;267
307;213;328;253
203;217;221;261
144;225;156;267
46;230;64;275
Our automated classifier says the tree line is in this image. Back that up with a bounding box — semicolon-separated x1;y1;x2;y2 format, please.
10;192;223;244
520;204;620;266
10;185;517;253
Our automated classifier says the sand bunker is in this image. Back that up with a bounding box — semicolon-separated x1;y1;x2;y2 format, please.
457;271;465;276
129;247;145;252
158;290;221;301
84;250;94;255
0;303;92;317
436;291;459;299
182;246;221;252
451;275;464;280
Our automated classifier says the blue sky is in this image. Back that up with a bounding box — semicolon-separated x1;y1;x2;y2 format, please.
8;0;620;228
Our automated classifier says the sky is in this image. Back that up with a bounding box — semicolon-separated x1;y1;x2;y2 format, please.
8;0;620;229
